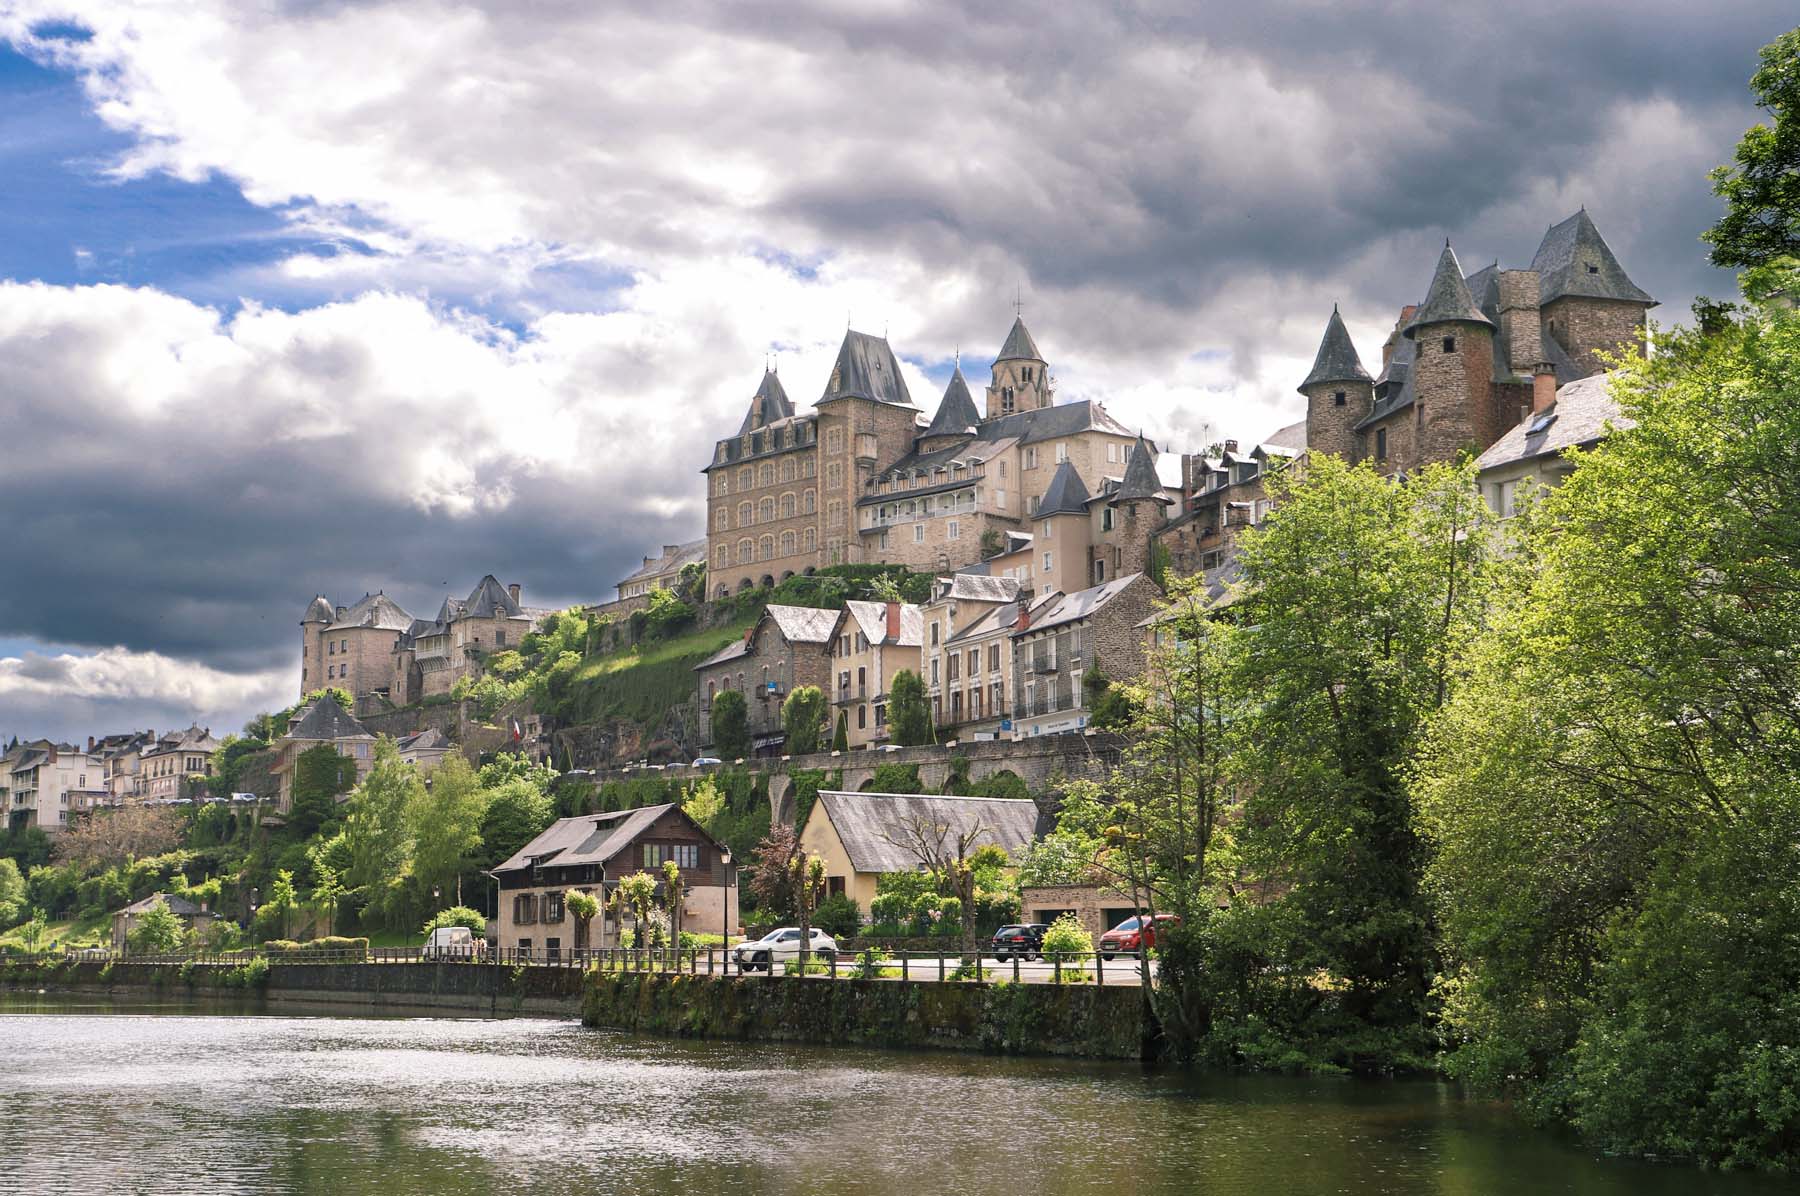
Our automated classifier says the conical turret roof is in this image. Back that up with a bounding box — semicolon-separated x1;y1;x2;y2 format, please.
995;316;1042;363
1299;305;1372;391
1112;433;1172;505
302;595;334;624
736;367;794;435
923;367;981;439
1404;243;1493;337
1035;459;1091;517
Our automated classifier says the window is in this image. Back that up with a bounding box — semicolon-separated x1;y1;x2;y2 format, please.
1101;506;1114;531
738;538;754;564
1094;560;1106;584
858;705;867;729
1028;496;1039;515
496;630;506;647
1024;447;1038;470
759;463;775;487
715;508;728;530
1376;428;1388;461
738;467;752;491
1442;335;1456;354
738;501;753;527
1042;551;1053;572
1586;263;1600;274
642;843;668;867
948;519;960;540
543;893;565;923
1333;390;1346;406
673;843;701;869
781;530;796;555
989;644;1001;672
329;641;336;655
995;488;1005;509
913;524;924;543
780;492;795;518
759;534;774;560
803;527;816;551
826;428;843;454
947;653;958;681
826;462;842;488
1107;443;1118;463
514;894;537;925
1055;442;1068;463
803;489;816;514
759;497;775;522
715;475;729;496
829;499;844;528
967;648;979;676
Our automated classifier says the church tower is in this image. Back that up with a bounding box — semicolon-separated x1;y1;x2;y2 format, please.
985;316;1053;420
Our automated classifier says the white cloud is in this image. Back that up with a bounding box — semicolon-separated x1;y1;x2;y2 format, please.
0;645;288;713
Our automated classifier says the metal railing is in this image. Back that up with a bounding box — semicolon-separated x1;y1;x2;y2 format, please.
2;944;1152;985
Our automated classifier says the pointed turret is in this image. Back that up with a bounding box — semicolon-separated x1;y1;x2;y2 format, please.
1531;209;1654;307
1299;305;1372;390
923;367;981;441
817;329;913;407
1404;243;1493;337
995;316;1042;364
1035;459;1091;517
1111;433;1172;506
986;315;1052;419
737;367;794;434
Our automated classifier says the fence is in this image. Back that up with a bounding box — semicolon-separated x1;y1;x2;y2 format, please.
1;944;1154;986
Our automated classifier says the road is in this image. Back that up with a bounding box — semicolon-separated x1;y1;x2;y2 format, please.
726;953;1159;985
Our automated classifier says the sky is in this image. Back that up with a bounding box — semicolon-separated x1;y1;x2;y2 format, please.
0;1;1792;745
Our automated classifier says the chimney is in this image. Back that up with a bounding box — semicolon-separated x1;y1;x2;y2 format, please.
662;544;680;557
1222;439;1238;455
885;602;901;642
1013;595;1035;632
1532;364;1557;414
1382;305;1418;368
335;605;347;620
508;583;522;604
87;735;95;752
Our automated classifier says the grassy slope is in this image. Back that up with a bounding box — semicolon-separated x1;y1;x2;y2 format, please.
0;912;110;950
563;614;758;727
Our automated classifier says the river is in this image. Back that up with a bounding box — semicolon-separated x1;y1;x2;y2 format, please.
0;994;1787;1195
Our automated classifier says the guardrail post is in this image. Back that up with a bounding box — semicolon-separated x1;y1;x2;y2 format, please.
1096;951;1104;986
938;953;944;983
829;950;837;980
901;952;908;982
1013;954;1020;984
1054;952;1063;985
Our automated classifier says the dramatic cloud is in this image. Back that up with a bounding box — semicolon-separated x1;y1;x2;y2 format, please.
0;645;288;737
0;0;1792;739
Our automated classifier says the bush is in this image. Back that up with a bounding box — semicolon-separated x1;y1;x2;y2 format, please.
812;894;862;940
933;895;962;936
421;906;487;938
1041;913;1092;961
264;936;368;960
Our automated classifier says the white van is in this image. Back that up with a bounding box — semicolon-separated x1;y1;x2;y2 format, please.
422;925;481;960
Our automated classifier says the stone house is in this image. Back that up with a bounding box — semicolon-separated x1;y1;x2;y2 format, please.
703;319;1140;598
2;740;106;834
269;693;375;811
138;725;218;801
91;730;157;801
615;539;707;607
935;588;1058;739
113;892;215;951
799;789;1046;912
1010;572;1159;739
1157;422;1306;578
693;604;838;756
490;803;737;957
1474;372;1629;518
1020;883;1153;943
826;600;925;749
300;591;412;704
920;573;1019;732
392;575;545;703
395;727;456;772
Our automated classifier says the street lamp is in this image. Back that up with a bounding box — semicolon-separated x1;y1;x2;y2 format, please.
720;849;732;976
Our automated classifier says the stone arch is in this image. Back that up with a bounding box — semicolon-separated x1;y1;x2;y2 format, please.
780;570;796;582
857;776;880;791
770;776;797;827
737;578;754;593
760;573;775;588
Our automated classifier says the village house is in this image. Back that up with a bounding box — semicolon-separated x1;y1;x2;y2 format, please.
920;573;1020;734
300;591;412;704
113;893;216;951
826;600;925;749
1020;882;1155;944
615;539;707;606
269;693;375;811
799;790;1046;912
91;730;157;801
137;726;218;801
694;604;839;756
1010;572;1159;739
1156;422;1306;578
490;803;737;957
1474;372;1629;517
395;727;456;772
2;740;106;834
936;588;1059;739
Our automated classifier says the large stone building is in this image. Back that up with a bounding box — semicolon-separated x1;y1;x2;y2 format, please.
702;319;1142;597
137;725;219;801
693;603;839;756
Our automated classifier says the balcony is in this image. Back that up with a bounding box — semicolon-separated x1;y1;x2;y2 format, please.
832;686;868;706
1026;657;1059;674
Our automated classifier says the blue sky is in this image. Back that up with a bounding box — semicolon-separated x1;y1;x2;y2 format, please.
0;2;1791;745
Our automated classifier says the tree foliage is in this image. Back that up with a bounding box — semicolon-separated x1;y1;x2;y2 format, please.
127;898;186;954
341;740;422;930
405;753;488;908
53;806;184;872
780;685;826;755
887;669;933;746
289;743;357;837
710;689;751;759
1703;29;1800;271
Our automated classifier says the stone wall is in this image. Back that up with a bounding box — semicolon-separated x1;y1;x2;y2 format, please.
1302;380;1371;463
1543;296;1647;377
582;972;1150;1060
1413;323;1496;469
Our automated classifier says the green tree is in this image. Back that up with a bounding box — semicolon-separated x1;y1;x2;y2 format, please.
254;869;298;942
406;754;487;909
477;751;559;794
422;905;487;937
781;685;826;755
477;778;555;870
831;711;849;752
1416;289;1800;1165
887;669;933;746
209;733;269;795
289;743;357;837
661;859;688;946
611;871;659;952
564;890;599;951
710;689;751;759
341;741;421;930
1703;30;1800;271
0;858;25;929
128;898;186;954
680;778;725;832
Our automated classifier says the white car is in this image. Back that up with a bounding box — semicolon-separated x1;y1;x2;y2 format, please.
421;925;484;960
731;927;838;971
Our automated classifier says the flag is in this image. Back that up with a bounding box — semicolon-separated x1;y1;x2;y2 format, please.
511;719;522;742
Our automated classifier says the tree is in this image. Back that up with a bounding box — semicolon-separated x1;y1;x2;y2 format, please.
406;754;488;909
880;812;994;957
787;851;826;965
423;905;488;937
1416;288;1800;1164
661;859;688;946
781;685;826;755
477;778;555;870
209;733;269;795
887;669;933;746
341;740;421;930
831;711;849;752
564;890;599;952
611;871;660;952
680;777;726;833
710;689;751;759
748;822;802;917
477;751;559;794
289;743;357;837
0;858;24;929
128;898;186;954
1703;30;1800;271
53;806;183;871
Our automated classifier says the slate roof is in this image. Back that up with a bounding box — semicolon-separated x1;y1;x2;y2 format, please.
923;367;981;439
1532;210;1654;307
872;400;1130;483
1035;459;1091;517
144;726;218;758
119;892;205;917
396;727;452;752
618;539;707;586
817;330;914;407
941;574;1020;604
764;604;841;644
841;600;925;648
1018;573;1147;636
1474;373;1631;472
1264;418;1308;451
694;637;752;670
1113;435;1172;505
1406;244;1494;334
286;693;373;742
737;368;795;435
491;805;685;875
302;595;335;624
995;316;1043;363
1299;306;1372;390
326;592;414;633
812;791;1045;874
947;590;1057;645
464;575;525;619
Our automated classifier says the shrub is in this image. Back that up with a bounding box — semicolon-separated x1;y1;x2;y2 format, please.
850;947;898;979
263;936;368;960
933;895;962;936
812;894;862;940
421;906;487;938
1041;914;1093;981
867;890;910;932
711;690;751;759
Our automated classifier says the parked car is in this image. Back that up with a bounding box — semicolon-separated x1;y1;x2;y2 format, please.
422;925;484;960
990;923;1050;960
1099;913;1181;959
731;927;838;971
691;757;722;767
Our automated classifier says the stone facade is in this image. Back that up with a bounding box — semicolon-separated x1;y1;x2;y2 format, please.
1010;573;1158;739
694;605;838;756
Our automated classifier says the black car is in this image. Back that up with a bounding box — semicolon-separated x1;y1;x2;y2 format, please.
991;923;1050;960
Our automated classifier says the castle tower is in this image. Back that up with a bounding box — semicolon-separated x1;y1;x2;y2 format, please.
1298;305;1373;462
985;316;1052;420
1530;209;1656;376
1033;459;1095;595
301;595;334;697
737;366;793;434
814;329;918;566
917;365;981;454
1109;433;1174;580
1404;242;1496;468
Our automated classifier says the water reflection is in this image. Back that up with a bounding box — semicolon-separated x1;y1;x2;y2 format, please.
0;994;1786;1196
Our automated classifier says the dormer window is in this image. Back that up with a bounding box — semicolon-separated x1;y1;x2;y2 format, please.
1333;390;1346;407
1442;336;1457;354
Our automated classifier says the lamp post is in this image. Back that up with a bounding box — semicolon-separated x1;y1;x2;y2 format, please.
720;849;732;976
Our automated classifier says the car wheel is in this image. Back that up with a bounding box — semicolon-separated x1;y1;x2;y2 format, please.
820;949;836;961
1101;953;1115;961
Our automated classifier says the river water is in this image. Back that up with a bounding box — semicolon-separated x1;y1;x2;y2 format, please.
0;994;1788;1195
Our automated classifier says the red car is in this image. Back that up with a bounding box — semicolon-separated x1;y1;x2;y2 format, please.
1099;914;1181;959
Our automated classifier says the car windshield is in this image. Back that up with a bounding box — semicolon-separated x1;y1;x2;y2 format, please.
996;926;1023;935
759;930;791;943
1111;917;1142;931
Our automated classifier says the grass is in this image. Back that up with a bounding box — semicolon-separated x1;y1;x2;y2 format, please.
560;615;759;726
0;913;111;951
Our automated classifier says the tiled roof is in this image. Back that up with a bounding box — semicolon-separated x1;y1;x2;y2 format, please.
942;574;1019;603
119;892;205;917
764;604;841;644
396;727;452;752
1113;434;1171;505
737;368;795;435
1017;573;1147;636
1532;210;1654;307
813;791;1045;874
464;575;525;619
1405;243;1493;334
1474;373;1630;472
1299;306;1372;390
817;330;914;407
842;600;925;647
995;316;1043;363
491;805;672;874
1035;459;1091;517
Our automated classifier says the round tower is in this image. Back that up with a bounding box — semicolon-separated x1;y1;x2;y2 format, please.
1110;434;1174;581
1298;305;1373;462
1404;242;1496;468
301;595;333;697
